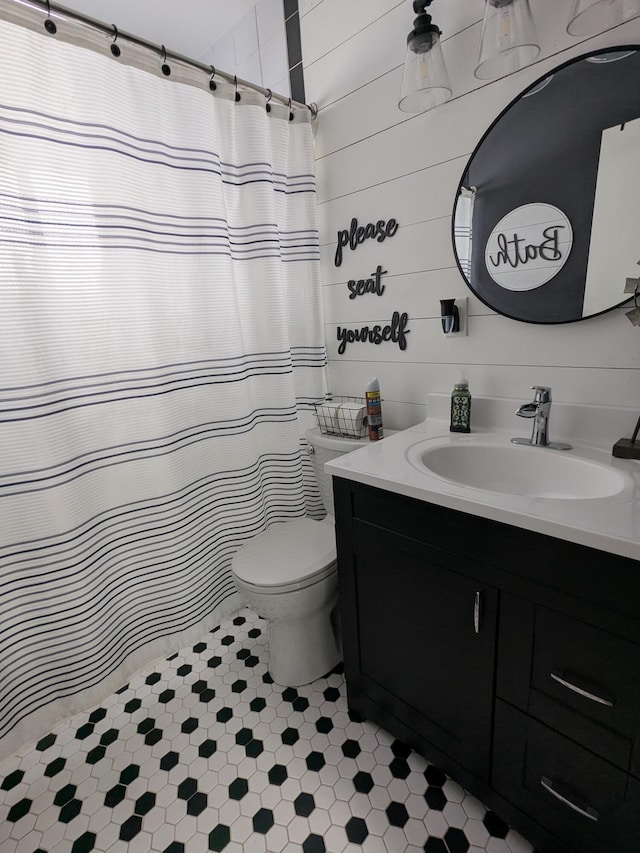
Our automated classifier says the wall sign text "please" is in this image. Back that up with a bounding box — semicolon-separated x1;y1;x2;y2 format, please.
336;311;409;355
334;217;399;267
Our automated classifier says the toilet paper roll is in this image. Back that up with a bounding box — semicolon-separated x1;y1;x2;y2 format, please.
334;402;367;437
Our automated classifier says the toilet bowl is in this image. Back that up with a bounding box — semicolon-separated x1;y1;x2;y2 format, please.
231;427;368;687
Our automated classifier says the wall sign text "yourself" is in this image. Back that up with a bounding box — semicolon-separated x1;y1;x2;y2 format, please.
334;217;399;267
336;311;409;355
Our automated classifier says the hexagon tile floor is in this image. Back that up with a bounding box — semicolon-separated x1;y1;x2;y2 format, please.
0;608;538;853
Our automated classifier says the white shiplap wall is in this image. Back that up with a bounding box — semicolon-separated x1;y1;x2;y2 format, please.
300;0;640;430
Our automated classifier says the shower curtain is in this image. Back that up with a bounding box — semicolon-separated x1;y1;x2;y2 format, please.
0;16;326;759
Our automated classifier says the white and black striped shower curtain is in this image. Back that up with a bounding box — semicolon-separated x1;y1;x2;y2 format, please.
0;17;326;759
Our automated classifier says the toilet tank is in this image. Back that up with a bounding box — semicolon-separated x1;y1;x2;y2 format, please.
305;427;369;516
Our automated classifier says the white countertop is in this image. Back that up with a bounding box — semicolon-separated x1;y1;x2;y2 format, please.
325;397;640;562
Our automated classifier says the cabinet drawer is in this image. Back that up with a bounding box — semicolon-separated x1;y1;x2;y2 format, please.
494;700;640;853
498;600;640;774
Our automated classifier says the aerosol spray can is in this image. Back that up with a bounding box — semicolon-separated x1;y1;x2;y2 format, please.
365;377;384;441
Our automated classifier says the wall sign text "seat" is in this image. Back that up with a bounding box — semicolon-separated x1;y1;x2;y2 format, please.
348;265;386;299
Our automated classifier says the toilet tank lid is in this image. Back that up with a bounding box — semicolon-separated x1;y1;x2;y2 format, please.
305;427;397;452
232;518;336;587
305;427;370;452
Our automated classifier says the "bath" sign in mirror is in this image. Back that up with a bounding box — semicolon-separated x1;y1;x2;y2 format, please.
484;206;573;291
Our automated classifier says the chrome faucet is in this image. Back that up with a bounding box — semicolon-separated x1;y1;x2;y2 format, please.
511;386;571;450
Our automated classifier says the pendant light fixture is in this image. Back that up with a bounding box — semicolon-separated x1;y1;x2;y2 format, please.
474;0;540;80
567;0;640;36
398;0;452;113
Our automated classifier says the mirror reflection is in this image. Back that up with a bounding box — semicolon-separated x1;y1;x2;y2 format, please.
453;47;640;324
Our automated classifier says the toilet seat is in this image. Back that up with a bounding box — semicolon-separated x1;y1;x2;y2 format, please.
231;517;336;595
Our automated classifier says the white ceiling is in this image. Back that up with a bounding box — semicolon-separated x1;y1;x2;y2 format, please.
58;0;258;62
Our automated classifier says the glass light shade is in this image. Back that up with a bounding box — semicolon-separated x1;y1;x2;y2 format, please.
398;31;452;113
567;0;640;35
474;0;540;81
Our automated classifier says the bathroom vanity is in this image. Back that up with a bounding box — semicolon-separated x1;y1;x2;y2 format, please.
327;401;640;853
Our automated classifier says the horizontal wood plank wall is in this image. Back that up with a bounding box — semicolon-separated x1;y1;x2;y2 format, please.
300;0;640;430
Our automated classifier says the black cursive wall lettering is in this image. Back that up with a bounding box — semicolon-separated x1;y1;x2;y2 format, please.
336;311;409;355
489;226;565;269
335;217;399;267
347;265;387;299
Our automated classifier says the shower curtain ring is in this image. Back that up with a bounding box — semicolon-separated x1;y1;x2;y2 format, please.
44;0;57;34
110;25;121;57
234;75;241;102
160;45;171;76
265;89;272;113
209;66;217;91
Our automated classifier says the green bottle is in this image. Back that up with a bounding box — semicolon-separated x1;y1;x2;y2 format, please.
450;379;471;433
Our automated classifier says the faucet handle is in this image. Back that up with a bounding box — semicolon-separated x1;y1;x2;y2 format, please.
531;385;551;403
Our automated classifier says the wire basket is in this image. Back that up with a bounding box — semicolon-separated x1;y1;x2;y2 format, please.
314;396;368;439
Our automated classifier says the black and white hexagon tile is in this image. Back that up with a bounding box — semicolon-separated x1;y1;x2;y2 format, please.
0;608;537;853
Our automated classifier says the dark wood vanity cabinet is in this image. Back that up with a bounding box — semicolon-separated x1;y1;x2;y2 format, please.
333;478;640;853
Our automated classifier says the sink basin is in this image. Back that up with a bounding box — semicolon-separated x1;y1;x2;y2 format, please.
406;438;632;500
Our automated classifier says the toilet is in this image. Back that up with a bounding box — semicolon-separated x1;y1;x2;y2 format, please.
231;427;369;687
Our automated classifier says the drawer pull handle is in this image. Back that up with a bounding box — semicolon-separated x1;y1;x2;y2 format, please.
474;591;481;634
540;777;599;822
550;671;614;707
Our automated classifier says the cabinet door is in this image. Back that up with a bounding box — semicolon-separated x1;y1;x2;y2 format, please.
352;524;497;779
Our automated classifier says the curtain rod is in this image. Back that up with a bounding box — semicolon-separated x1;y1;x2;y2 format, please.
5;0;317;118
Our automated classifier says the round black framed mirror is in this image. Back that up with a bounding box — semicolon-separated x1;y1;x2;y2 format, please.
452;46;640;324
